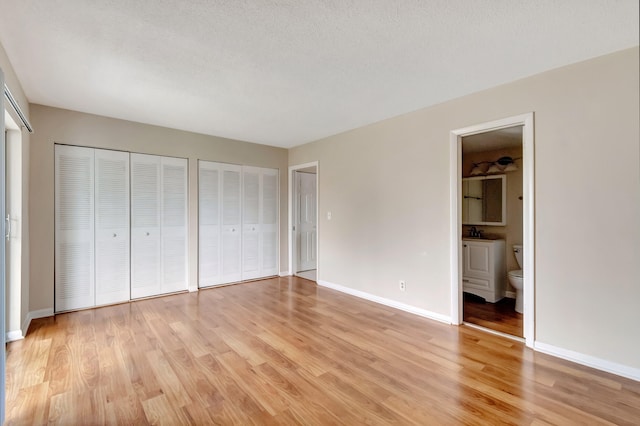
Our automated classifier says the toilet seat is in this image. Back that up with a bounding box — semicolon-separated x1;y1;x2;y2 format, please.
508;269;523;278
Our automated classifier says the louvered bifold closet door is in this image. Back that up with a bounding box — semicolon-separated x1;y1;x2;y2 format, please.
160;157;188;294
221;163;242;283
95;149;130;306
199;161;221;286
55;145;95;312
130;154;162;299
260;169;279;277
242;166;261;280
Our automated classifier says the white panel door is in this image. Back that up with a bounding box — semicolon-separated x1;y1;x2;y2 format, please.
221;164;242;283
161;157;188;294
199;161;221;286
260;168;279;277
130;153;161;299
55;145;95;311
295;171;317;272
242;166;261;280
95;149;130;305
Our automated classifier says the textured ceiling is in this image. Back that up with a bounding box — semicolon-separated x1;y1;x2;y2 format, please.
462;126;522;154
0;1;638;148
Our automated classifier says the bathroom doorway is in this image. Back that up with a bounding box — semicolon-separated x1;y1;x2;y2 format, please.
461;124;523;337
450;113;535;346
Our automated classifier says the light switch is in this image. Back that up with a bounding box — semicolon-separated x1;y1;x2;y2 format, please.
327;211;332;220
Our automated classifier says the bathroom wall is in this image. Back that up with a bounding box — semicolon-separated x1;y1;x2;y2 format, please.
462;146;524;288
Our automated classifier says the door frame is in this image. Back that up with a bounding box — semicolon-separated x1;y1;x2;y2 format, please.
288;161;319;279
449;113;535;347
1;68;7;423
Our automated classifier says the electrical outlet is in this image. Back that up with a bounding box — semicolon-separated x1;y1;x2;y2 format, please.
399;280;406;291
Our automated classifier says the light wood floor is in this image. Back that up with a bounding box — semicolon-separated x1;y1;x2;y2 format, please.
463;292;524;338
6;277;640;425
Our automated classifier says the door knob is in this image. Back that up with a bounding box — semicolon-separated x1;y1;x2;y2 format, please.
113;233;117;238
146;232;150;236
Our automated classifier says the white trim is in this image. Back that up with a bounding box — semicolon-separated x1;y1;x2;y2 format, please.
450;113;535;348
21;308;54;337
288;161;319;280
535;341;640;382
5;330;23;342
318;280;451;324
279;270;291;277
449;124;462;326
521;113;535;346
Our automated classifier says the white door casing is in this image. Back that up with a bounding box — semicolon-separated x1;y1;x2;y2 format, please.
1;68;6;425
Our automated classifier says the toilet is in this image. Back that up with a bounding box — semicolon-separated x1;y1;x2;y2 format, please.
508;245;524;313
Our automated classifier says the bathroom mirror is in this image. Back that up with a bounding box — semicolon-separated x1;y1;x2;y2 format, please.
462;175;506;226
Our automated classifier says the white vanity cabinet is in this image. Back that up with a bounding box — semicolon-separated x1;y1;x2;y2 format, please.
462;238;506;303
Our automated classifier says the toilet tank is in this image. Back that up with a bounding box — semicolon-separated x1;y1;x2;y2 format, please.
513;245;523;269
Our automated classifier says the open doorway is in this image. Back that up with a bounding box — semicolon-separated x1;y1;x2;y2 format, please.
450;113;535;347
461;126;523;338
288;162;318;282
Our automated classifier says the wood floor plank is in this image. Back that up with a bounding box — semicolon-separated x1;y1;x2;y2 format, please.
6;277;640;425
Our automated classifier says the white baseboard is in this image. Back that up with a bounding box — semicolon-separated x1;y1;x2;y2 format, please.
279;270;291;277
21;307;54;337
6;329;24;342
505;291;516;298
534;341;640;382
317;280;451;324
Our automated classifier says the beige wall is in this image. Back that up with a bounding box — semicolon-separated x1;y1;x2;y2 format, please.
462;146;524;280
29;105;289;312
289;47;640;369
1;41;31;336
